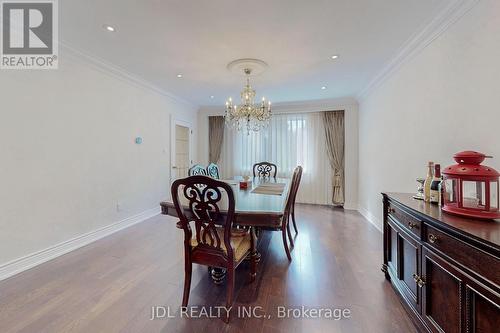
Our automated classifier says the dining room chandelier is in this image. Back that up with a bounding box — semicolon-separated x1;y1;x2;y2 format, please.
225;67;272;135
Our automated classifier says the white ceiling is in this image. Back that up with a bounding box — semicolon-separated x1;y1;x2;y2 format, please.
61;0;453;106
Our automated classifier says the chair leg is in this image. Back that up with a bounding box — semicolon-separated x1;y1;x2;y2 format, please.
287;219;294;248
225;266;235;323
250;228;257;282
291;206;298;234
182;257;192;307
282;223;292;261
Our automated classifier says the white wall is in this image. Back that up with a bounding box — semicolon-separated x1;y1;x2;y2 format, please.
0;46;197;269
358;0;500;230
197;97;359;209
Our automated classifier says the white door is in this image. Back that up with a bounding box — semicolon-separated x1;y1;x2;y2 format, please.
171;120;192;184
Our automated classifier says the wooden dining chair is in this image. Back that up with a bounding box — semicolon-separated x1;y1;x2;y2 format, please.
171;175;257;323
286;166;303;248
206;163;220;179
188;164;207;176
265;166;302;261
253;162;277;178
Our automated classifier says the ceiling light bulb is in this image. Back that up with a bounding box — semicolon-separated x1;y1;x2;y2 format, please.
176;74;183;78
103;25;115;32
321;86;327;90
210;95;214;99
331;55;339;59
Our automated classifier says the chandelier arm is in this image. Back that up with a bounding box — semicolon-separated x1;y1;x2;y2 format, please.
225;67;271;133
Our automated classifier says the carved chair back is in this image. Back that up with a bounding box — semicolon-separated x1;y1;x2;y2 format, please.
188;164;207;176
206;163;220;179
253;162;277;178
171;175;236;260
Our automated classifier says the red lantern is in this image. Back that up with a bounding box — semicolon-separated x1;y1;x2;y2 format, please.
442;151;500;219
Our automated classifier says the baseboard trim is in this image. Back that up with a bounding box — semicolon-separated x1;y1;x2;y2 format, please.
343;202;358;211
0;207;161;281
357;205;383;233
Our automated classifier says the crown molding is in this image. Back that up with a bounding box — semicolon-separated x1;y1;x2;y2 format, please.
357;0;480;100
59;41;197;110
271;97;358;112
198;97;358;116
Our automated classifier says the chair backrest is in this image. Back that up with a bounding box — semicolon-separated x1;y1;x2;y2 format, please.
188;164;207;176
291;165;303;205
206;163;220;179
253;162;277;178
284;166;303;216
171;175;236;259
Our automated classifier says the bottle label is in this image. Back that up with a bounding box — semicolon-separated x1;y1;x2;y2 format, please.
430;191;439;203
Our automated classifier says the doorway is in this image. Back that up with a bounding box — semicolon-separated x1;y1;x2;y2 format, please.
171;121;192;184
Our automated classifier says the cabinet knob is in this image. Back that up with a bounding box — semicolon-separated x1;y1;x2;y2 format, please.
412;273;419;282
408;222;417;229
388;207;395;213
428;234;438;244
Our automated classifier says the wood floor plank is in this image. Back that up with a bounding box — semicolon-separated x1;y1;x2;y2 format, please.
0;204;418;333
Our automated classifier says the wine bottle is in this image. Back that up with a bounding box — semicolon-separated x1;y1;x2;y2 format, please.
430;164;442;204
424;161;434;202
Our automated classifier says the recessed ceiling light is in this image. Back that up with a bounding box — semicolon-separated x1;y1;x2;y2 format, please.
321;86;327;90
103;24;115;32
331;55;339;59
176;74;183;78
210;95;215;99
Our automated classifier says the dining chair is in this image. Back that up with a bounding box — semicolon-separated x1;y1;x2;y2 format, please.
252;162;277;178
206;163;220;179
171;175;257;323
286;166;303;248
188;164;207;176
264;166;301;261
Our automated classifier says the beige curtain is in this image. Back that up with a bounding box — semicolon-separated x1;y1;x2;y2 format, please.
208;116;225;163
322;111;345;206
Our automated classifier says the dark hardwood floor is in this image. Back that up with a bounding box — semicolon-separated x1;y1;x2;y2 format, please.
0;204;418;333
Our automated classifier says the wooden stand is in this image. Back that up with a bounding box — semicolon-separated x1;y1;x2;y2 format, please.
382;193;500;333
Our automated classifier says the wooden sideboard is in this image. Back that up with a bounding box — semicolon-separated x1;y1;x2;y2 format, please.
382;193;500;333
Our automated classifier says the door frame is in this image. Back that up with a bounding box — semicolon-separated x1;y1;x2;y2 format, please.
170;115;193;187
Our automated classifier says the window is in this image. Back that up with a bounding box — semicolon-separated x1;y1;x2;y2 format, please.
219;112;332;204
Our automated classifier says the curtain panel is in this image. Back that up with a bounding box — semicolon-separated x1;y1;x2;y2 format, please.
219;112;332;205
208;116;225;163
322;110;345;206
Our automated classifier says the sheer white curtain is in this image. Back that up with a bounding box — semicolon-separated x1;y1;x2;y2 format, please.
219;112;332;204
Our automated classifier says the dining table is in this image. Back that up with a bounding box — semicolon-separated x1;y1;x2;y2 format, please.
159;176;291;283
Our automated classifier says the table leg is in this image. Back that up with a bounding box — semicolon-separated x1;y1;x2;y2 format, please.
245;227;261;263
245;250;261;263
209;267;226;284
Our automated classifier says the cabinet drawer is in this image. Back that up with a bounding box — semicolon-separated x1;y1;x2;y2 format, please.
424;225;500;286
388;201;422;239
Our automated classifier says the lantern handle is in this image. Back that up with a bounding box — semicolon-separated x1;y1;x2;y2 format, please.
485;155;493;158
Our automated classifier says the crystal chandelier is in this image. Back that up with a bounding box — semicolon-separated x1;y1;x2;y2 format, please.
225;68;271;135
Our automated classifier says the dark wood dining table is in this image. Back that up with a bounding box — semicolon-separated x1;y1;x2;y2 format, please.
160;176;291;283
160;177;291;229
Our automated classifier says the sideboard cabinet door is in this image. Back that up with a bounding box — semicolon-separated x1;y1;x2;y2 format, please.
387;218;421;313
465;279;500;333
421;247;463;333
